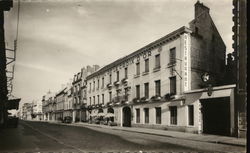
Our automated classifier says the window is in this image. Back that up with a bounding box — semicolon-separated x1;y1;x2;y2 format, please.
155;54;161;68
97;95;100;104
93;96;95;105
102;77;104;88
136;85;140;98
155;80;161;96
109;92;112;102
144;83;149;98
124;67;128;78
97;79;100;89
170;76;176;95
116;71;119;81
93;81;95;91
155;107;161;124
89;97;92;105
169;48;176;64
188;105;194;126
145;59;149;72
124;88;128;101
144;108;149;124
116;90;119;99
136;62;140;75
89;83;91;92
109;74;112;84
102;94;104;104
170;106;177;125
136;109;140;123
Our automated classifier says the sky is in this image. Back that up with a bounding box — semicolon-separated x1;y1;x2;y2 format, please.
4;0;233;107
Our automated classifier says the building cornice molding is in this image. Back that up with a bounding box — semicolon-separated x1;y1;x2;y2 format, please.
87;26;192;80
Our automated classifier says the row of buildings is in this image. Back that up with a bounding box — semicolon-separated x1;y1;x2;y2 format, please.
21;1;246;138
21;100;43;121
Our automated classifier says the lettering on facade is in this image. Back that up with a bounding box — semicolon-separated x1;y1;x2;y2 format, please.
183;34;190;91
104;50;152;76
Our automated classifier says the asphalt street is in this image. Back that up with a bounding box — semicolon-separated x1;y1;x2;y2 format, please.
0;121;245;152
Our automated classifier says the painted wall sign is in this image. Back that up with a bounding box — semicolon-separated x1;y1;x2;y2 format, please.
183;34;190;91
105;50;152;76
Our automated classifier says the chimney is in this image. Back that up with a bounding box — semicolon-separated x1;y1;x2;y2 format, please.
93;65;100;72
195;0;210;18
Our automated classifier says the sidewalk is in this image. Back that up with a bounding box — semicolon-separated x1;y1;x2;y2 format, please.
47;121;246;147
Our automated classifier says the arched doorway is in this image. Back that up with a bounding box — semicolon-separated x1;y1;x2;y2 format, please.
123;106;131;127
107;107;114;122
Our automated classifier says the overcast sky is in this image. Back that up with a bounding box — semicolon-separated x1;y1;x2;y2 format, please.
4;0;233;107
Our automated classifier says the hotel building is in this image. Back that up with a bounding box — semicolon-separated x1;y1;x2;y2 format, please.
85;1;233;136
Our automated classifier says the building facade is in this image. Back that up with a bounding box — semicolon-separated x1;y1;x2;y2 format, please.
42;91;55;121
32;100;43;121
72;72;82;122
72;65;100;122
63;82;73;119
232;0;247;138
54;88;66;121
85;2;235;136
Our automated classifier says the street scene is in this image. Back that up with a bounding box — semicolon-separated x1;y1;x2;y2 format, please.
0;0;247;153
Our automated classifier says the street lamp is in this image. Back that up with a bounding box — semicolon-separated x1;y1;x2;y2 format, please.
201;72;212;96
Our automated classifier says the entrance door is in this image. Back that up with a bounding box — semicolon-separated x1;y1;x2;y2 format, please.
123;106;131;127
200;97;231;136
107;107;114;122
81;110;87;122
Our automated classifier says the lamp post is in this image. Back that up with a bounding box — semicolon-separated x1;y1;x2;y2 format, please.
201;72;212;96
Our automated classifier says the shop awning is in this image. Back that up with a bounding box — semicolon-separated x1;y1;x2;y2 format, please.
6;98;21;110
199;88;233;99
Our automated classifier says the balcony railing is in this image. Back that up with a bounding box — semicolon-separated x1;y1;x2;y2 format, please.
142;71;149;76
153;66;161;72
167;61;176;67
150;95;162;101
134;74;140;78
114;81;120;86
107;83;112;89
121;78;128;84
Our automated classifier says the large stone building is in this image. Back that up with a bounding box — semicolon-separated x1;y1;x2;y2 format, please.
85;2;236;136
72;65;100;122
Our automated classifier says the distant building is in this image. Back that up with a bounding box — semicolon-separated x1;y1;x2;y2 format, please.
54;88;66;121
31;100;43;121
63;81;73;119
42;91;55;121
21;103;33;120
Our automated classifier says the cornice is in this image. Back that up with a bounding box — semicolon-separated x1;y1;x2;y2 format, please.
87;26;192;80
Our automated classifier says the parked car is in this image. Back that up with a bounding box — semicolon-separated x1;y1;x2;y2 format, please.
63;116;72;123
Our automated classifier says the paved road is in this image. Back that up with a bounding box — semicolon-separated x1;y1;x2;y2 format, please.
0;121;245;152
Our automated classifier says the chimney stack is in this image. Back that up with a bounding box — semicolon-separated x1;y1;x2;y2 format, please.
194;0;210;18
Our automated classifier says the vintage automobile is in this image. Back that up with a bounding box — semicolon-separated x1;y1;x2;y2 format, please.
62;116;72;123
